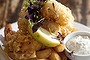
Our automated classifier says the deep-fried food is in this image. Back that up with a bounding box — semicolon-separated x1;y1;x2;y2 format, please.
54;44;65;53
41;0;75;36
4;23;12;40
36;48;52;59
18;7;29;34
49;51;61;60
41;0;74;25
4;0;76;60
59;51;68;60
4;28;42;59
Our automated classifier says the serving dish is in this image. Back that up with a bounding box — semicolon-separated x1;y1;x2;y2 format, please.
63;31;90;60
0;22;90;60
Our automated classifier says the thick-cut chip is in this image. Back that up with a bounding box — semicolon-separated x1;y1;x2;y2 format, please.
59;52;67;60
49;51;61;60
54;44;65;53
36;48;52;59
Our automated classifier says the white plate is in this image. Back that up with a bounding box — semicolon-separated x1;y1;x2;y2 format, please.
0;22;90;60
0;22;18;37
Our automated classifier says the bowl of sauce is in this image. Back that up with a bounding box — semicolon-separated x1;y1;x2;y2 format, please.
63;31;90;60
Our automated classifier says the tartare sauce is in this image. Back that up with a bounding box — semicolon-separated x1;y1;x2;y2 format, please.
66;35;90;55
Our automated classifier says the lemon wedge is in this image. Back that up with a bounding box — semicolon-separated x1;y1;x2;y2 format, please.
28;20;60;47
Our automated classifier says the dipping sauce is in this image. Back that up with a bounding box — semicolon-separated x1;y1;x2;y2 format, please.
66;35;90;55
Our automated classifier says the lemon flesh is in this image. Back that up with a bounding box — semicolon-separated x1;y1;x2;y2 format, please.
28;20;60;47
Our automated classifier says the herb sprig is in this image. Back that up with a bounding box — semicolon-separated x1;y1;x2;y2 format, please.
25;0;46;33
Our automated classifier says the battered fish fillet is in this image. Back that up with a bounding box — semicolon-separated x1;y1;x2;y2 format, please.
4;30;42;60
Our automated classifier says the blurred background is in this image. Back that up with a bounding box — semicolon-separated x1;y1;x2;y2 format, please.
0;0;90;29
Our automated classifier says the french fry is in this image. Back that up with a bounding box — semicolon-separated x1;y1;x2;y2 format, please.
49;51;61;60
36;48;52;59
59;52;67;60
54;44;65;52
29;51;36;58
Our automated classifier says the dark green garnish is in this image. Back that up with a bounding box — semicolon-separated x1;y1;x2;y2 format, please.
25;0;46;33
23;1;30;8
32;19;45;33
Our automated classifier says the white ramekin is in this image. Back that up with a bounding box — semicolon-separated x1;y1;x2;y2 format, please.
63;31;90;60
